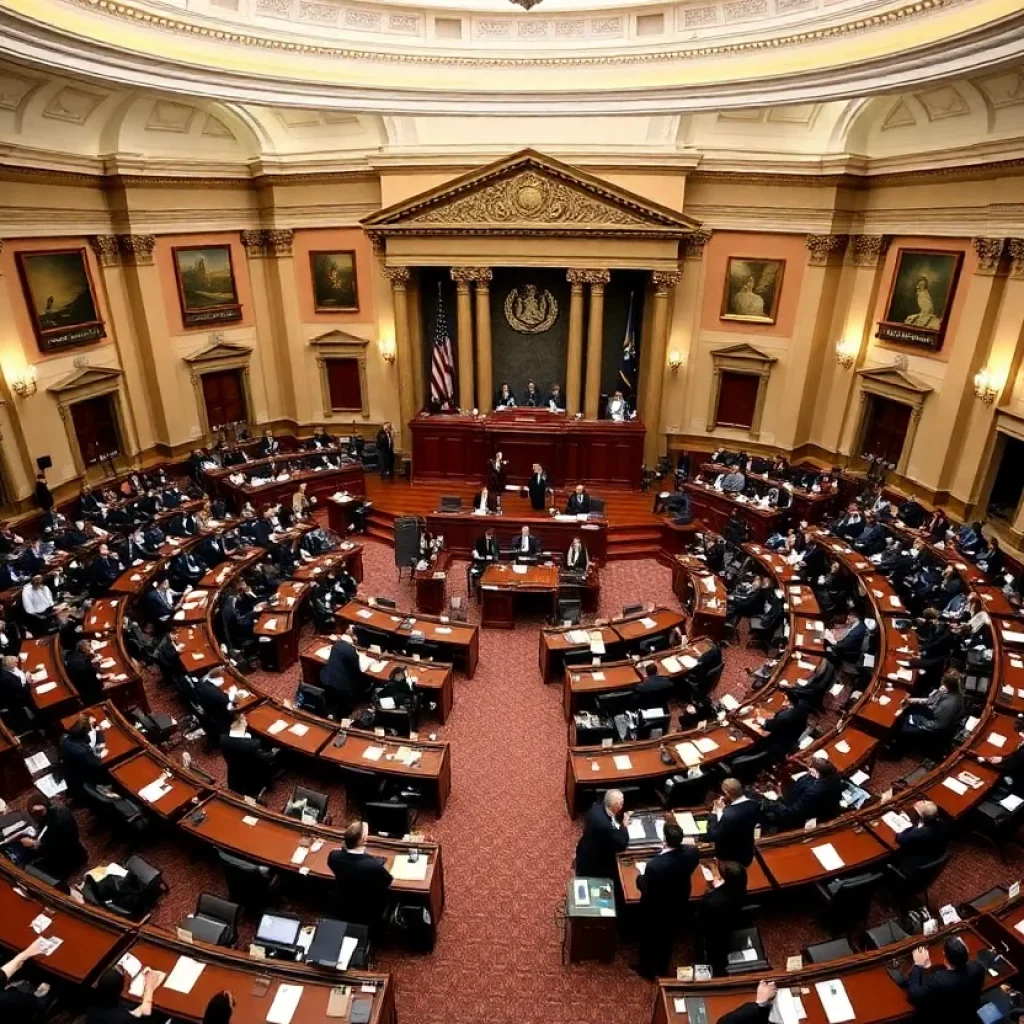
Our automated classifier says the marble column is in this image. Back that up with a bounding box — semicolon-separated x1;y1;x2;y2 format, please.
451;268;476;411
565;269;587;416
383;266;416;449
583;270;610;420
474;269;494;414
642;270;681;464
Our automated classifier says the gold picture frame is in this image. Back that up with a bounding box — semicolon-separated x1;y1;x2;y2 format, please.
720;256;786;325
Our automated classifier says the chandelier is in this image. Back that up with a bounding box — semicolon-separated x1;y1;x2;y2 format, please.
509;0;545;8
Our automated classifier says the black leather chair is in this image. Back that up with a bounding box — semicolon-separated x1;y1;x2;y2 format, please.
83;783;148;835
814;870;884;933
218;850;279;913
862;918;911;951
180;892;242;946
656;772;712;809
725;925;770;975
727;749;774;783
885;850;951;910
295;683;331;718
341;765;387;813
284;785;330;825
556;598;582;625
83;855;166;920
374;707;415;738
804;936;856;963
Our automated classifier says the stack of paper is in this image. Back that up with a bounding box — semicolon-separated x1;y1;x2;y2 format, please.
391;855;429;881
675;742;702;767
267;983;304;1024
139;778;172;803
694;737;719;754
811;843;845;872
815;980;855;1023
361;746;385;762
612;754;633;771
164;955;205;994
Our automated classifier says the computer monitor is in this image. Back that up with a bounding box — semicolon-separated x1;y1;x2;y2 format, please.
365;800;412;838
255;913;301;948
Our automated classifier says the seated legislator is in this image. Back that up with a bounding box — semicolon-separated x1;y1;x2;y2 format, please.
894;800;949;872
495;383;516;408
143;579;178;628
548;384;566;412
634;661;673;703
513;525;541;563
0;937;52;1021
527;463;549;511
906;936;985;1023
64;638;105;704
606;390;629;421
472;486;499;515
87;965;166;1024
0;655;31;722
17;793;87;882
22;575;56;634
487;451;508;492
707;778;759;866
522;381;542;407
202;993;235;1024
758;700;812;763
765;759;842;830
193;672;239;733
564;535;588;573
575;789;630;880
716;463;747;494
895;671;964;754
59;716;110;799
327;820;394;930
565;485;592;515
259;429;281;457
717;981;778;1024
635;820;699;978
698;860;749;976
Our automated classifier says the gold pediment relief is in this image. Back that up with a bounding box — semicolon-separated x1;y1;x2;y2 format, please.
364;149;700;238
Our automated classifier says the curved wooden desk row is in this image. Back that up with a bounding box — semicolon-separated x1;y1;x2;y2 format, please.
683;483;788;544
75;702;445;927
604;527;1021;899
336;598;480;680
671;556;728;642
539;607;687;684
651;921;1010;1024
0;860;396;1024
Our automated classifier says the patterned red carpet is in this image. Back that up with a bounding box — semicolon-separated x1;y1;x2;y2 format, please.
26;535;1024;1024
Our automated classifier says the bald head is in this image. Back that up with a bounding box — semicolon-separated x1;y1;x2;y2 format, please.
722;778;743;802
914;800;939;823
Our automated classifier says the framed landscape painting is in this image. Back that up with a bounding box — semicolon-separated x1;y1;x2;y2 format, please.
15;247;106;352
877;248;963;351
720;257;785;325
172;244;242;327
310;250;359;312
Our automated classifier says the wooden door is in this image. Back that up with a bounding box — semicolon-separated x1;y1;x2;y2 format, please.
201;369;246;431
716;371;760;429
70;394;120;466
861;396;912;465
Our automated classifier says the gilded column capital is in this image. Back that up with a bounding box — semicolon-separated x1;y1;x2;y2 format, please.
471;267;493;287
450;267;477;290
367;232;386;258
1009;239;1024;281
90;235;121;268
240;229;267;258
582;269;611;290
973;237;1007;276
566;268;589;288
651;270;682;294
117;234;155;267
383;265;411;289
846;235;891;268
805;233;849;267
681;229;711;262
263;229;295;258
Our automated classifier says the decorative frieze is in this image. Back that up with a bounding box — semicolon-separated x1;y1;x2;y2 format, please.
240;228;294;258
806;233;849;267
652;270;682;293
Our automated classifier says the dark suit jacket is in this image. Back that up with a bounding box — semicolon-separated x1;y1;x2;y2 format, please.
634;673;673;702
473;536;501;562
64;650;102;703
220;732;275;796
718;1002;772;1024
0;668;29;708
512;534;541;558
194;677;233;731
906;961;985;1022
637;845;699;917
36;804;86;880
321;641;363;703
831;621;867;658
782;772;843;825
565;493;593;515
707;798;759;866
895;818;949;873
565;543;588;573
574;802;629;879
259;438;280;457
326;848;393;927
58;734;108;796
761;703;811;759
527;473;548;511
471;490;499;514
699;880;747;968
143;587;175;625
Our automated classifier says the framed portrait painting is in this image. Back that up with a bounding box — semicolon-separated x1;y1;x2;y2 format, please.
171;244;242;328
876;248;963;351
310;250;359;313
15;247;106;352
720;257;786;325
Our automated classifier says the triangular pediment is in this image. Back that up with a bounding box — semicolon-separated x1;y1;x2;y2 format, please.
363;149;701;238
183;340;253;365
309;330;369;349
710;343;777;366
857;364;932;395
47;364;123;394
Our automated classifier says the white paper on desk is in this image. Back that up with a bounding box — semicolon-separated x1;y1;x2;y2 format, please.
627;819;647;840
661;656;682;675
173;611;185;622
191;653;204;662
391;854;429;881
567;629;589;644
139;779;171;803
943;776;968;796
164;955;205;994
35;682;57;695
680;655;698;670
590;640;606;655
266;983;304;1024
436;626;452;635
862;653;876;669
878;695;892;706
362;746;385;762
242;815;259;826
1001;794;1024;813
700;864;715;883
675;741;702;767
357;609;373;619
357;652;373;673
1012;658;1024;670
512;564;528;575
815;980;855;1023
676;811;701;836
636;616;656;628
895;669;913;682
613;754;633;770
811;843;845;872
850;770;870;786
336;934;359;971
379;696;396;711
35;774;66;798
264;618;278;631
988;732;1008;748
24;752;50;774
290;845;308;865
30;913;51;934
720;694;740;711
834;740;851;754
268;719;288;736
591;672;606;682
1004;629;1024;644
288;723;309;737
770;987;807;1024
118;953;142;979
882;811;913;834
694;737;719;754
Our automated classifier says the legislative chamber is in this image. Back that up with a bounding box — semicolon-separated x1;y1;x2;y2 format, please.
0;2;1023;1023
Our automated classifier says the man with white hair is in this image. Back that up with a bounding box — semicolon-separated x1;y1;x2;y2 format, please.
575;789;630;880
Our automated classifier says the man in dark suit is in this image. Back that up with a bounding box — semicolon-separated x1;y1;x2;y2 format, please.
779;657;835;709
634;661;673;704
487;452;508;492
575;789;630;880
143;579;178;629
64;639;104;704
259;430;280;458
635;821;699;978
320;632;366;716
565;485;593;515
58;717;109;798
906;935;985;1023
852;513;886;555
894;800;949;872
471;487;499;515
698;860;749;975
196;534;228;570
824;612;867;666
767;759;842;830
522;381;542;407
897;673;964;753
219;715;279;797
548;384;565;412
18;794;86;881
89;545;123;593
512;526;540;562
527;464;548;511
78;486;105;519
718;981;777;1024
376;423;396;480
707;778;759;866
565;536;588;573
472;530;500;564
222;585;257;644
326;820;394;930
758;700;812;763
193;672;235;733
0;655;31;723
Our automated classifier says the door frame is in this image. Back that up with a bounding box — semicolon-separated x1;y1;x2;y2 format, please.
184;340;254;443
851;365;932;477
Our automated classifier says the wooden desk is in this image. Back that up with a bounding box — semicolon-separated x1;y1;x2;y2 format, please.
292;542;364;585
124;930;395;1024
414;550;452;616
756;821;890;888
171;625;224;675
244;701;338;758
426;510;608;565
479;563;559;628
110;749;206;821
742;543;802;583
618;847;773;905
337;599;479;678
325;493;361;536
61;702;143;768
254;581;309;672
20;636;80;720
671;556;727;642
209;456;364;513
319;728;452;815
410;411;646;487
684;483;785;544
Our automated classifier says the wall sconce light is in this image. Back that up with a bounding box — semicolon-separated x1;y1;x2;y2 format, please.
667;350;683;374
378;336;396;365
835;339;857;369
973;367;1000;404
10;365;37;398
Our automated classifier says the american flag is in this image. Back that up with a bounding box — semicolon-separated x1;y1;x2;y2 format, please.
430;284;456;409
618;291;637;400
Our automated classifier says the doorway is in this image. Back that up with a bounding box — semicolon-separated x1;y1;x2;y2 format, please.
987;434;1024;522
861;395;911;466
201;368;247;433
70;393;121;467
